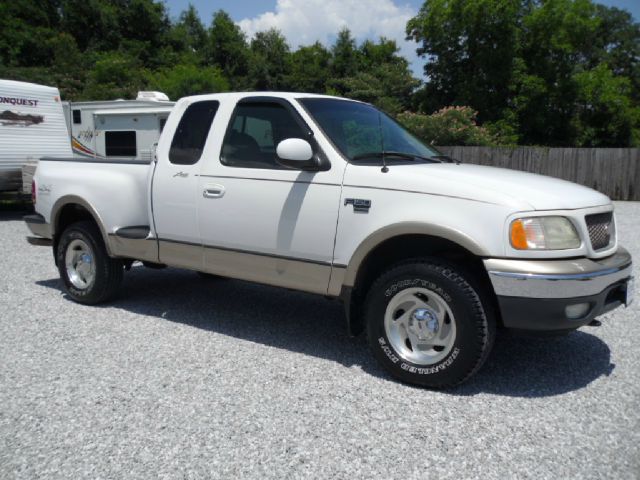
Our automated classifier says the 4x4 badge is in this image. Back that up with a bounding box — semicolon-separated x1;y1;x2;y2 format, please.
345;198;371;213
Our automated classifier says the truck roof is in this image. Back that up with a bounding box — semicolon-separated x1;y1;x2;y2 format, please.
180;91;357;104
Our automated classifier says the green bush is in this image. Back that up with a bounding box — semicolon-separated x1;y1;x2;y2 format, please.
145;64;229;101
397;106;516;146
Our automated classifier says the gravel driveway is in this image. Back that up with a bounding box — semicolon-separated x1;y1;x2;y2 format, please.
1;202;638;479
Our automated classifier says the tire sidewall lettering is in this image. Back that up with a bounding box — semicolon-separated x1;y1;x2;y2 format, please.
378;277;460;375
378;336;400;364
399;347;460;375
384;278;452;303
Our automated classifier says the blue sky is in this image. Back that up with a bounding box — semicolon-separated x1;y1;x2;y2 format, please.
164;0;639;77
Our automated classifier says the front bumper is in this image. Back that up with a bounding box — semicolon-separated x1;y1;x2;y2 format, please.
485;248;633;331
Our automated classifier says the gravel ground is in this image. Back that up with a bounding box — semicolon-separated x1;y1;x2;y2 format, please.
1;202;638;479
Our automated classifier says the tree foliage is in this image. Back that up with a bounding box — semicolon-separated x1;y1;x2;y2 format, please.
146;64;228;100
0;2;415;112
1;0;638;146
407;0;640;146
206;10;250;85
249;29;291;90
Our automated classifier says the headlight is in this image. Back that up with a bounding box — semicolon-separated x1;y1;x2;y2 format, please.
510;216;581;250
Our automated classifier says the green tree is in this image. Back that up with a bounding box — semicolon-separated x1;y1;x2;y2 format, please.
168;4;208;63
0;0;61;67
249;29;291;90
59;0;121;52
572;64;640;146
591;5;640;102
331;28;360;77
408;0;640;146
407;0;520;121
47;32;87;99
206;10;250;84
330;29;360;85
286;42;331;93
146;64;228;100
513;0;602;145
81;51;145;100
340;38;419;114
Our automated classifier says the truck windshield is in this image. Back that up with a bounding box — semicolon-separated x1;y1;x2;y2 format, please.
299;98;443;164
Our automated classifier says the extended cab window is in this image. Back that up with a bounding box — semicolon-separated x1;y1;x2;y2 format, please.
221;102;306;169
169;100;219;165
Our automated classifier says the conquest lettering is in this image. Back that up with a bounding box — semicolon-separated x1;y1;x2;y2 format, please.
0;97;39;107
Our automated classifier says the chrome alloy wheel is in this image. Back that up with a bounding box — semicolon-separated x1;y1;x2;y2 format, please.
65;239;96;289
384;287;457;365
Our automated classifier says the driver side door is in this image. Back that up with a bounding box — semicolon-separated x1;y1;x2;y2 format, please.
197;97;344;295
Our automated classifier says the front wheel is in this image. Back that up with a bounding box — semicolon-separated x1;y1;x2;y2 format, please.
364;259;495;389
56;221;123;304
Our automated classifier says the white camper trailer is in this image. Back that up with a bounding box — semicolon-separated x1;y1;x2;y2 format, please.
0;79;72;191
63;92;174;162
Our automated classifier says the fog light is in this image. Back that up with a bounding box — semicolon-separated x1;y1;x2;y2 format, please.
565;303;590;319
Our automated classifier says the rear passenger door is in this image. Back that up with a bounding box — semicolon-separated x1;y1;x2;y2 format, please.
197;97;345;295
152;100;219;270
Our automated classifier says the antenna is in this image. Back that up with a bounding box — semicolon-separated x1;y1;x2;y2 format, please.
378;111;389;173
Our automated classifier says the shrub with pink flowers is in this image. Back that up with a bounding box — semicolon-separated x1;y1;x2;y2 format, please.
397;107;517;146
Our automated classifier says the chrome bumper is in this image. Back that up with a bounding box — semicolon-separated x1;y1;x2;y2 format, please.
485;247;632;299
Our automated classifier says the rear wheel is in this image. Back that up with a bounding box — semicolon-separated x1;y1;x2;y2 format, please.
364;259;495;389
56;221;123;304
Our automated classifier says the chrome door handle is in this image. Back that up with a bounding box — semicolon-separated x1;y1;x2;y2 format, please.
203;184;225;198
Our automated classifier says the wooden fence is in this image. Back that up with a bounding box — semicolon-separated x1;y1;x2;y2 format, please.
437;146;640;201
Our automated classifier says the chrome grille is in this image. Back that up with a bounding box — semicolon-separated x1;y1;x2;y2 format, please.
585;212;614;250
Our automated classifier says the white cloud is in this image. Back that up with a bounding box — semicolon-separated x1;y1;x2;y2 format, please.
237;0;422;76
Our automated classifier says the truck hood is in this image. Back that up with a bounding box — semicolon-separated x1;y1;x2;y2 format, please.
350;163;611;211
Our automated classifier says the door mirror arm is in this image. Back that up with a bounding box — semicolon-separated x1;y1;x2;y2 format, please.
276;155;325;171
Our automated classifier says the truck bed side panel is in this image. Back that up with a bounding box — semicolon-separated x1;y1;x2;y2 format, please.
34;159;153;259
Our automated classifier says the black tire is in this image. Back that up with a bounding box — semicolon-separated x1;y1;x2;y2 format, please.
364;258;495;389
56;221;123;304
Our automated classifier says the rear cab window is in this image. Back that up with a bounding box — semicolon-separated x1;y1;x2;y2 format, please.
169;100;219;165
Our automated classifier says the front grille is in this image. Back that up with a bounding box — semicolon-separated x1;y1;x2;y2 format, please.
585;212;614;250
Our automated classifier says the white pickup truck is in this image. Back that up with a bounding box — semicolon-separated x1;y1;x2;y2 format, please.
25;92;634;388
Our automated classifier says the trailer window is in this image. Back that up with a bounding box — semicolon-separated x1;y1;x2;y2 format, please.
105;131;137;157
72;110;81;124
169;100;219;165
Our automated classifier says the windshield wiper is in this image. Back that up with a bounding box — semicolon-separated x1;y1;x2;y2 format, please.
351;151;442;163
430;154;459;164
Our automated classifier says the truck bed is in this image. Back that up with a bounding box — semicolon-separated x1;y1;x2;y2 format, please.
34;157;153;237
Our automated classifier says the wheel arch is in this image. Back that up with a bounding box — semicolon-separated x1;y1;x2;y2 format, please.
51;195;113;258
339;223;497;336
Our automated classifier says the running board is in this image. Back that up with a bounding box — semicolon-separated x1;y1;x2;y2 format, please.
26;236;53;246
114;226;151;239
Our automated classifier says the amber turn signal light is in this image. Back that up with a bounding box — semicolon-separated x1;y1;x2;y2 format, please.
510;219;528;250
